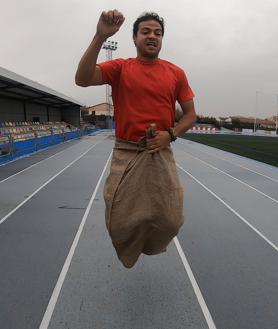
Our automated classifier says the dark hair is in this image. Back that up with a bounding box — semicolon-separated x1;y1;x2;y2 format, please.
133;12;164;37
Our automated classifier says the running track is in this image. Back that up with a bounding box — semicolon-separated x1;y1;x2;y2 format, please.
0;132;277;329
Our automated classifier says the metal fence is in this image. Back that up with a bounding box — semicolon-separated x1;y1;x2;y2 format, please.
0;127;99;165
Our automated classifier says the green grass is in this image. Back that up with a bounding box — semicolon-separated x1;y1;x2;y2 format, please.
182;134;278;167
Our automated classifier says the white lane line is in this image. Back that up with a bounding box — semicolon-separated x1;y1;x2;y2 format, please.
177;164;278;252
0;143;80;184
0;137;106;184
177;139;278;183
39;151;112;329
0;141;101;226
177;149;278;205
0;136;82;169
174;238;217;329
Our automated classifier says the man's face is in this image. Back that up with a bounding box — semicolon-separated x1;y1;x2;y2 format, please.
133;20;163;59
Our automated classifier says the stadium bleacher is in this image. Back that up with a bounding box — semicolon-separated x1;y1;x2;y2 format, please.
0;121;77;144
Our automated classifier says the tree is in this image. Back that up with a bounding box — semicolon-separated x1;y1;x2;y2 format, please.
196;115;220;128
231;118;241;129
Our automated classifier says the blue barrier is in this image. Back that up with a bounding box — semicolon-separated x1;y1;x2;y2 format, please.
0;128;99;165
0;153;11;164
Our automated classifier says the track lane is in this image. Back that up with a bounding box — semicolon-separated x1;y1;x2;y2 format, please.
175;140;278;200
173;146;278;248
0;136;107;221
178;138;278;180
0;138;113;329
1;135;278;329
176;160;278;329
0;138;83;180
46;171;211;329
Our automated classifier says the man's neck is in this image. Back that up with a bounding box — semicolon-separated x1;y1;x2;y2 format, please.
136;55;159;62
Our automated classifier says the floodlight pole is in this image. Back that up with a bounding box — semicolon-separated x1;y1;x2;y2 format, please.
102;40;118;130
276;94;278;135
253;91;258;134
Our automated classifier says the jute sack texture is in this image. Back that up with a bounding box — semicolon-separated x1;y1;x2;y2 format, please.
103;140;184;268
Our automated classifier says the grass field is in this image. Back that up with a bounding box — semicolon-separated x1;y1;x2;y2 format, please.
182;134;278;167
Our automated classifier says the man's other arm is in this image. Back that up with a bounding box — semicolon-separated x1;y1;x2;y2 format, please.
174;99;196;136
147;100;196;153
75;34;105;86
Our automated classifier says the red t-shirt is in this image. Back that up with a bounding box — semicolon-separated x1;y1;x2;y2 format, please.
98;58;194;142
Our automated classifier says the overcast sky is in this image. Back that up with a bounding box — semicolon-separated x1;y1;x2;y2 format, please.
1;0;278;118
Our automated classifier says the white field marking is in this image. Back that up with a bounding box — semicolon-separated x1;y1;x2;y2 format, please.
0;139;87;184
177;139;278;183
174;238;217;329
177;164;278;252
39;151;112;329
178;148;278;205
0;135;108;184
0;141;101;226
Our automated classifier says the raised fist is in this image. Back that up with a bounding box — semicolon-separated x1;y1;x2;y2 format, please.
96;10;125;39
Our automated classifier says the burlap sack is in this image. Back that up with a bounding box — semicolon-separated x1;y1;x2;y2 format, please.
103;140;184;268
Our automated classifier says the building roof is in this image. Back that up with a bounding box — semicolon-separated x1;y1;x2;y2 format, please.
0;66;84;109
89;103;114;110
83;103;114;113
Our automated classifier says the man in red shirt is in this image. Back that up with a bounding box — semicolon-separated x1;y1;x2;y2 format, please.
75;10;196;268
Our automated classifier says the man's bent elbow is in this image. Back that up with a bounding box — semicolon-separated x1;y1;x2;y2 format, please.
192;112;197;125
189;113;197;129
75;75;90;87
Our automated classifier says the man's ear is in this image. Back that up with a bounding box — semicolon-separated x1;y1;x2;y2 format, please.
133;35;136;46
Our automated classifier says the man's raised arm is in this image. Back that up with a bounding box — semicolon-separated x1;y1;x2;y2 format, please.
75;10;125;87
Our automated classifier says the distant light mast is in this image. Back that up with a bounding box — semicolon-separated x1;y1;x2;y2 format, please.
102;40;118;130
275;94;278;135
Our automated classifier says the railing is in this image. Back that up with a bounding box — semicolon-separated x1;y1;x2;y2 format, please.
0;127;99;165
186;129;278;136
